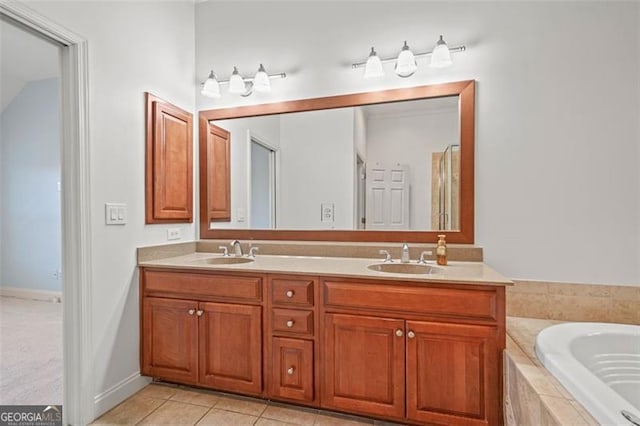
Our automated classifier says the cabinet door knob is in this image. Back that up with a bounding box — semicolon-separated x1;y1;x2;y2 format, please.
196;310;204;317
286;320;294;328
188;309;195;315
407;330;416;339
287;367;295;375
395;329;404;337
285;290;294;298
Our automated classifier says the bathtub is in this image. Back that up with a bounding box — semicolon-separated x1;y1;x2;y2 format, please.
535;322;640;425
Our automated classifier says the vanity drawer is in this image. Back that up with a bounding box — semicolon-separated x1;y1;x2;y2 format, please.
272;309;314;336
270;337;314;402
271;277;315;307
142;269;262;302
323;280;498;321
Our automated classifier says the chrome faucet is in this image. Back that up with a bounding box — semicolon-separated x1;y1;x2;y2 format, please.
417;251;433;264
230;240;243;257
401;243;410;263
248;246;259;258
379;249;393;263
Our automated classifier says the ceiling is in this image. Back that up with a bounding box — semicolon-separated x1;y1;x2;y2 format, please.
361;96;459;119
1;19;60;112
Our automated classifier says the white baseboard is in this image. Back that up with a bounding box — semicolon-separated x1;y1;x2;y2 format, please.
93;372;151;419
0;286;62;302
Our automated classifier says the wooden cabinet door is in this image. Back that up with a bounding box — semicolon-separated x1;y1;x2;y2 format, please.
198;302;262;395
406;321;500;426
199;121;231;223
142;297;198;384
145;93;193;223
270;337;314;402
322;313;405;419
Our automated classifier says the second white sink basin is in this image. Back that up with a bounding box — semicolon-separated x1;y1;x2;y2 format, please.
197;257;255;265
368;263;440;275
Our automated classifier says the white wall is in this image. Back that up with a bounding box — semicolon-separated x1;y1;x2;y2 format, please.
278;109;355;229
212;115;280;228
366;108;458;230
1;78;61;292
196;1;640;286
25;0;196;416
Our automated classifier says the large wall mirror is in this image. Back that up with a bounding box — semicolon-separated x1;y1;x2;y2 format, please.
199;80;474;243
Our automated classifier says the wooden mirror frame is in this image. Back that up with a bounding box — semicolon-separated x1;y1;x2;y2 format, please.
199;79;475;243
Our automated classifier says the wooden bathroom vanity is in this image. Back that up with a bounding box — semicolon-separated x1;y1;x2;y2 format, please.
139;253;508;425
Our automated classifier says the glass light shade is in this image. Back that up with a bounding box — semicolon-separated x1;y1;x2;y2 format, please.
364;47;384;79
201;71;221;98
394;41;417;77
430;35;453;68
253;64;271;93
228;67;246;94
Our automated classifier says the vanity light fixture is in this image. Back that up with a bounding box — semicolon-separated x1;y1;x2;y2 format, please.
395;41;418;77
200;64;287;98
352;35;466;79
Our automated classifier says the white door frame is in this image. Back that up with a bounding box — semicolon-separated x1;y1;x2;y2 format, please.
0;2;93;424
246;130;279;228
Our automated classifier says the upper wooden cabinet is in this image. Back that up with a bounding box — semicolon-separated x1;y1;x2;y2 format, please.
145;93;193;223
199;119;231;224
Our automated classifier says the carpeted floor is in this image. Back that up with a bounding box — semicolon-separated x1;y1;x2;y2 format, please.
0;296;63;405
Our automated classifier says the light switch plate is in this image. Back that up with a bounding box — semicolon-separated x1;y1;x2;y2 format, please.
105;203;127;225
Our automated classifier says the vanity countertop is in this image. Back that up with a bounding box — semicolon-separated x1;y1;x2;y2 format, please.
138;252;513;286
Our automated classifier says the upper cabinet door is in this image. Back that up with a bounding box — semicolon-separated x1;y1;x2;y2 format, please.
199;120;231;223
145;93;193;223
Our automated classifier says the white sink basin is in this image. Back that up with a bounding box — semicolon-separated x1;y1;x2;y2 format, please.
368;263;440;275
195;257;255;265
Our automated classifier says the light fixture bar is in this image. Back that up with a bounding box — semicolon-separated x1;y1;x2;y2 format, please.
351;45;466;69
217;72;287;85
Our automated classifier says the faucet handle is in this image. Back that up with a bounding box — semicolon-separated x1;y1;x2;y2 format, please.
219;246;230;257
248;247;259;258
417;251;433;264
379;249;393;263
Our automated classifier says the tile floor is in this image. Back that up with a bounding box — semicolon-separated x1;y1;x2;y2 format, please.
92;383;404;425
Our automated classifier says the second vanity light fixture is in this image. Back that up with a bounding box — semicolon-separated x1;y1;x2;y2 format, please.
201;64;287;98
352;35;466;79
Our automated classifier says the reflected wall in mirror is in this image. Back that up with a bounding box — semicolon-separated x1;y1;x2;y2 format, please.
199;80;474;243
210;97;460;231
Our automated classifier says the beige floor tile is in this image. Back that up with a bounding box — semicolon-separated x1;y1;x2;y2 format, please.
137;400;209;425
170;388;219;407
91;395;164;425
262;404;317;425
255;418;297;426
136;384;178;400
315;411;374;425
214;394;267;416
196;408;258;425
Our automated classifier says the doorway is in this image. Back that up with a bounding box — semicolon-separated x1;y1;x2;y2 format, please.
248;134;277;229
0;16;63;406
0;3;92;424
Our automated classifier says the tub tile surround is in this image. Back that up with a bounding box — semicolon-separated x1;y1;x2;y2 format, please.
508;280;640;325
505;317;599;426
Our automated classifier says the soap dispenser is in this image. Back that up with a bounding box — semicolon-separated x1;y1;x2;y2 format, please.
436;234;448;266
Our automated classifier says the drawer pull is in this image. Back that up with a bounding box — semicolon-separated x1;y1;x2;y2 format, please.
407;330;416;339
287;367;295;375
196;310;204;317
286;320;294;328
395;329;404;337
188;309;195;315
286;290;294;298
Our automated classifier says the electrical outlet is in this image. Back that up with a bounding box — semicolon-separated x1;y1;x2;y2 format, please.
167;228;182;240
